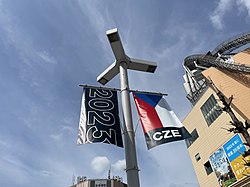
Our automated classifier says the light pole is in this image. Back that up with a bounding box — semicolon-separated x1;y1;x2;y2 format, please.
97;28;157;187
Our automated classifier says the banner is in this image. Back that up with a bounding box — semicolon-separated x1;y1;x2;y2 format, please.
133;93;191;149
223;134;250;180
209;148;236;187
77;88;123;148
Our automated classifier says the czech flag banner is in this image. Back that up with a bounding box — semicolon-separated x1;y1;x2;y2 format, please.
133;93;191;149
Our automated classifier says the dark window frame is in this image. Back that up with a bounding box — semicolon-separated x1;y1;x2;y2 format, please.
204;160;213;175
185;129;199;148
195;153;201;162
200;94;222;126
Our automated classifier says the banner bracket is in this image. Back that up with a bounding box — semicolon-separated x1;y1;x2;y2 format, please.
79;84;168;96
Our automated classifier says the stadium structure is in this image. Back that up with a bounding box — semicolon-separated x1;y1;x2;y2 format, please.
182;32;250;187
70;175;127;187
183;32;250;105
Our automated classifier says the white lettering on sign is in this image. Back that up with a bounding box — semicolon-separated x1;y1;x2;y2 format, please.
226;139;240;151
152;130;182;141
86;89;117;144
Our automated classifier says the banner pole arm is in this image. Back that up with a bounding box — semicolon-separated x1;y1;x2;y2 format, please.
79;84;168;96
131;89;168;96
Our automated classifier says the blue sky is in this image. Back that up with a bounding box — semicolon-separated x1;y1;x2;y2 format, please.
0;0;250;187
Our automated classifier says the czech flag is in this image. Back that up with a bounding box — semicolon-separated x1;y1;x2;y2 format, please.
133;93;191;149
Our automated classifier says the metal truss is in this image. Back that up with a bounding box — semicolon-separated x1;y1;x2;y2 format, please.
184;31;250;105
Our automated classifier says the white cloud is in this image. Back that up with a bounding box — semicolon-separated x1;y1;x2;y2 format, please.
210;0;250;30
210;14;223;30
237;0;250;16
90;157;125;175
50;133;63;141
0;158;28;186
209;0;233;30
91;156;110;173
62;117;74;126
76;1;115;52
37;51;57;64
50;125;74;141
0;2;59;106
112;159;126;172
0;138;8;147
61;126;74;132
41;170;54;177
0;4;36;67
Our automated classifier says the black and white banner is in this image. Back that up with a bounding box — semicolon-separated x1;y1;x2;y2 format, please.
77;88;123;148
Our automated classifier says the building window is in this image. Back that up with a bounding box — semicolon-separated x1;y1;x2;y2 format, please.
200;94;222;126
204;161;213;175
185;129;199;148
195;153;201;162
95;184;106;187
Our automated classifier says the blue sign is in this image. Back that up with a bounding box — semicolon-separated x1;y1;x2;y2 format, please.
223;134;246;162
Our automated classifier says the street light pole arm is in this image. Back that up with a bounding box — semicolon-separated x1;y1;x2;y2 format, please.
97;61;119;85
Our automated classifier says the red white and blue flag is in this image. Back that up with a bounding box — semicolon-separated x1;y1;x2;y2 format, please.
133;93;191;149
